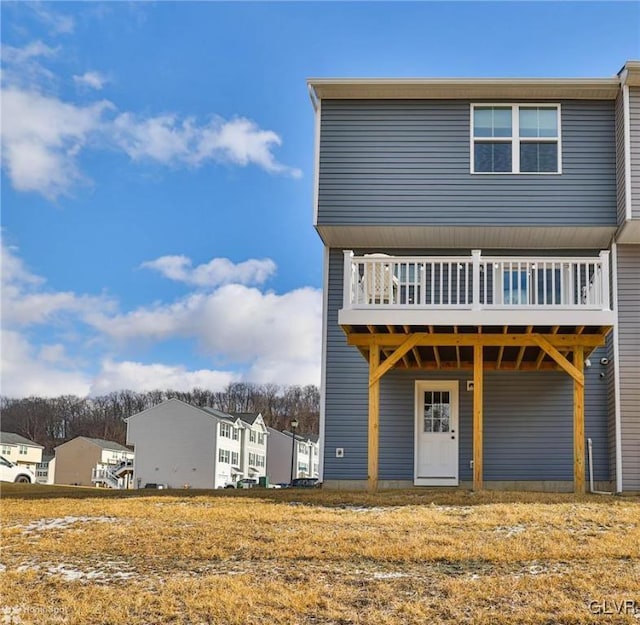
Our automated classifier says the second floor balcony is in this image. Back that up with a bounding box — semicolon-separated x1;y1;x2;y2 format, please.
340;250;615;328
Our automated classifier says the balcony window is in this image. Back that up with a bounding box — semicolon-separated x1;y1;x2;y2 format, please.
472;105;560;174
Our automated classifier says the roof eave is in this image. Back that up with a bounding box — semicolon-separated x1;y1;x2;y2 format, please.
307;77;621;101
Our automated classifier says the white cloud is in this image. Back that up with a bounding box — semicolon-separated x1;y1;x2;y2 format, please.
141;255;277;288
89;360;238;396
73;71;107;90
29;3;75;35
1;239;114;326
112;113;302;177
0;41;57;88
0;87;112;199
87;283;322;386
1;41;302;198
1;329;91;397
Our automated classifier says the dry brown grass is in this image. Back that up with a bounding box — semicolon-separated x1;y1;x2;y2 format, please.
1;484;639;624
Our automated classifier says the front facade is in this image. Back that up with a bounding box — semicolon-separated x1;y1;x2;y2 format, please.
310;61;640;493
126;400;268;489
0;432;44;474
54;437;134;488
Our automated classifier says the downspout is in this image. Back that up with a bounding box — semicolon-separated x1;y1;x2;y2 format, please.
588;438;614;495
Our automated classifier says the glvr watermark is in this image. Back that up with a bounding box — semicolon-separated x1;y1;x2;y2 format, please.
2;606;68;624
588;599;640;617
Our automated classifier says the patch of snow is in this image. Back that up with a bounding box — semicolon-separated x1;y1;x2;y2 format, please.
373;571;407;580
494;524;527;538
12;516;117;534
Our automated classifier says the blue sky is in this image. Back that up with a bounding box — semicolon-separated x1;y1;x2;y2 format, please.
2;1;639;397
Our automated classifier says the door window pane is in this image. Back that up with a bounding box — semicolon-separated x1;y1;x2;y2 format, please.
423;391;451;433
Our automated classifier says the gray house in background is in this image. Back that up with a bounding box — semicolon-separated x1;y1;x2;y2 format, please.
266;427;320;484
309;61;640;493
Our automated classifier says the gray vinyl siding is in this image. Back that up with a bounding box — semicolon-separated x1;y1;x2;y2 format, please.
630;88;640;219
616;92;627;226
318;100;616;227
323;248;611;483
617;245;640;490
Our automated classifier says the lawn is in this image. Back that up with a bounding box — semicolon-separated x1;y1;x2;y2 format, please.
1;484;639;624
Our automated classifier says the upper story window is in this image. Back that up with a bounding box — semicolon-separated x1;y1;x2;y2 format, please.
249;430;256;443
220;423;232;439
471;104;561;174
1;445;11;455
19;445;28;455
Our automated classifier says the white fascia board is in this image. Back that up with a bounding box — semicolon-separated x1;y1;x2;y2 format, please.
318;246;329;481
307;77;620;101
623;85;633;222
611;242;623;492
338;308;616;328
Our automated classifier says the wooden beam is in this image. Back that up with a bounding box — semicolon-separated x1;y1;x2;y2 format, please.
473;344;483;491
396;360;567;371
573;346;585;495
536;325;559;369
429;325;441;369
368;344;380;493
531;335;584;385
370;334;423;386
347;332;605;349
496;325;508;370
515;326;533;370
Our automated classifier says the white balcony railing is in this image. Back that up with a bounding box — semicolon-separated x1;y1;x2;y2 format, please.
343;250;610;312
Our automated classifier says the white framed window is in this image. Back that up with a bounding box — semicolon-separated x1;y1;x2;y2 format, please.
249;452;256;466
218;449;230;463
257;433;265;445
19;445;28;455
232;428;239;441
220;423;232;438
249;431;256;443
298;442;307;454
1;445;11;454
231;452;239;465
471;104;561;174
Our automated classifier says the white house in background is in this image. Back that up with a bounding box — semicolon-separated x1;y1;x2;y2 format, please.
267;428;320;484
54;437;134;489
0;431;44;474
125;399;268;489
36;454;56;485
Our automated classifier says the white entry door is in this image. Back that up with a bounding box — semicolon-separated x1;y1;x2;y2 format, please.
414;381;459;486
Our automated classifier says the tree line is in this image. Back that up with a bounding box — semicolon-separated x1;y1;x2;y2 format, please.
0;383;320;454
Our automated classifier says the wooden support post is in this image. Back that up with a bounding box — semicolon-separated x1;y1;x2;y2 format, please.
573;346;585;494
368;344;380;493
473;343;483;491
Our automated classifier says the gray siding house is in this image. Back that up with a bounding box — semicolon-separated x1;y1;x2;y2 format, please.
309;61;640;493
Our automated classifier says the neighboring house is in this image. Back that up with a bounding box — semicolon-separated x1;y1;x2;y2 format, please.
54;437;134;488
0;432;43;474
230;413;269;482
125;399;268;489
308;60;640;493
267;428;320;484
35;454;56;485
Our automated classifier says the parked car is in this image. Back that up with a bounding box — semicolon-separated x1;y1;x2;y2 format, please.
143;483;168;489
0;456;35;483
237;478;258;489
291;478;321;488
